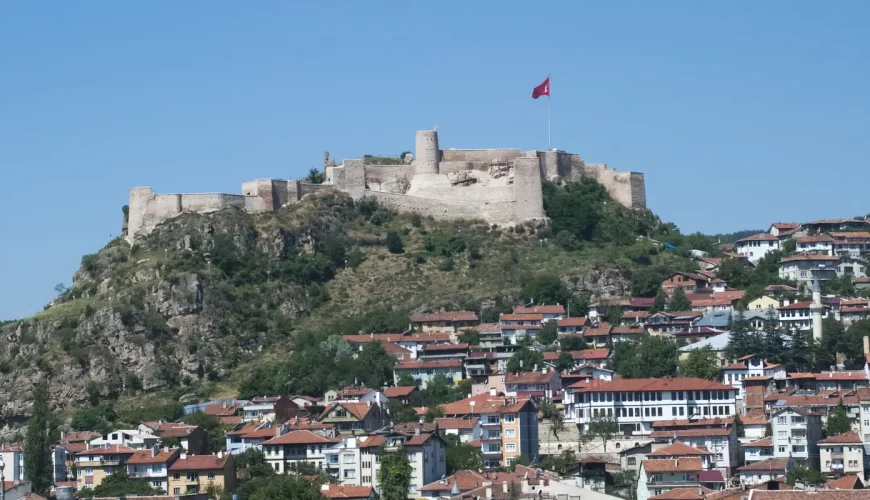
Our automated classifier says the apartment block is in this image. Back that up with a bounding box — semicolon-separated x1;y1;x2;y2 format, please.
770;407;822;470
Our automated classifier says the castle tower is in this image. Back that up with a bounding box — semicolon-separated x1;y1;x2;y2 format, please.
414;129;440;175
810;266;824;341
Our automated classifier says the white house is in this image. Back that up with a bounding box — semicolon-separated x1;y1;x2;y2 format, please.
499;313;543;344
734;234;780;265
90;430;160;450
512;304;565;323
649;419;738;476
636;458;702;500
778;301;831;332
392;360;463;389
722;355;786;401
770;407;822;470
260;429;339;473
795;235;834;255
0;445;24;482
742;437;773;464
435;418;481;444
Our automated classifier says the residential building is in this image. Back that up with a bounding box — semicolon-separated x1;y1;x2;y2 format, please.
770;407;823;470
260;430;339;473
90;430;160;450
778;255;840;293
831;232;870;258
647;311;703;335
734;234;780;265
317;402;389;435
778;301;832;331
512;304;565;322
167;453;235;496
464;351;499;380
722;355;786;401
690;297;733;314
392;360;463;388
475;323;503;349
742;437;773;465
542;349;611;370
343;333;451;359
1;482;32;500
611;324;646;342
319;484;375;500
203;402;244;425
440;391;539;468
499;313;543;344
838;255;868;280
138;423;208;455
504;370;561;400
556;316;589;335
814;371;868;391
435;418;481;443
126;446;181;493
741;415;769;442
795;235;834;255
242;396;306;422
747;296;780;311
563;378;737;436
409;311;479;334
678;332;731;366
661;272;709;295
636;458;702;500
0;445;24;481
324;386;388;406
75;445;136;490
817;432;863;478
769;222;800;238
619;442;652;473
649;418;738;476
419;343;469;362
583;321;612;347
383;386;417;405
647;442;714;470
620;311;650;326
737;457;790;486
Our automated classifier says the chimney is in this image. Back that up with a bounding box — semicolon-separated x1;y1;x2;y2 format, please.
485;487;492;498
180;452;187;460
152;444;159;458
223;401;228;409
490;388;497;397
321;484;330;491
217;450;224;459
864;336;869;358
415;428;420;436
367;400;372;407
503;482;509;492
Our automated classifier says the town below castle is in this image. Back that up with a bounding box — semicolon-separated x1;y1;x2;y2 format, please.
124;128;646;242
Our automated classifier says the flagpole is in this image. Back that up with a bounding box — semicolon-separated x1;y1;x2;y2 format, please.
547;73;551;150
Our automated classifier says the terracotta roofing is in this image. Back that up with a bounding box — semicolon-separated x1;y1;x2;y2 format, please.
649;428;732;438
736;233;779;243
512;304;565;314
0;444;23;452
642;457;702;472
840;307;869;314
394;360;462;370
319;402;377;421
59;431;101;443
649;487;713;500
154;423;199;438
818;432;862;445
780;254;840;263
795;235;834;243
714;290;746;301
571;377;732;393
383;386;417;398
423;343;469;352
203;402;243;417
745;437;773;447
611;325;645;335
435;417;479;430
336;386;376;398
261;430;339;446
831;231;870;239
742;415;768;426
440;393;535;416
765;284;798;292
474;322;501;334
320;485;375;499
378;341;412;357
410;311;479;322
405;432;438;446
169;454;231;471
816;371;867;381
621;311;650;319
58;443;88;454
343;332;452;344
772;222;800;230
506;371;558;384
584;321;612;337
127;448;180;464
698;470;726;483
557;317;589;327
737;457;791;472
824;475;864;490
647;442;712;457
691;298;733;308
76;444;137;456
544;349;610;362
630;297;657;308
499;313;544;322
226;422;261;436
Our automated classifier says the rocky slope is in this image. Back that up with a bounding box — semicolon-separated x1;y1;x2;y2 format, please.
0;188;674;422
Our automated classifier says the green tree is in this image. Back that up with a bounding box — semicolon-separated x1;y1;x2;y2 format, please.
508;481;522;500
304;168;325;184
385;231;404;254
387;399;418;423
612;336;679;378
759;308;785;364
235;448;275;481
678;346;721;380
539;449;577;475
520;275;572;308
583;413;620;452
537;321;558;345
378;448;412;500
248;475;324;500
77;470;161;499
396;373;417;387
824;401;854;437
781;238;796;255
559;335;587;351
24;381;57;496
353;341;397;388
555;351;575;372
540;398;566;439
459;328;480;346
725;310;751;360
650;288;667;314
786;464;825;486
506;347;545;372
443;434;482;474
668;287;691;312
786;327;813;372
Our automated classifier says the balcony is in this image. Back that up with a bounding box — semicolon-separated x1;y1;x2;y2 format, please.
481;420;501;427
830;453;844;459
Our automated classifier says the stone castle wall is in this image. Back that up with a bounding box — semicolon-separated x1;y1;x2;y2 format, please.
125;128;646;242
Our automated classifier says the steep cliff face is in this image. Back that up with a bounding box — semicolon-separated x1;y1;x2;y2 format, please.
0;189;646;422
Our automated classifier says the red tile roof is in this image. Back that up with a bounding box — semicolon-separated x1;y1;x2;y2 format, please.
383;386;416;398
154;423;199;438
772;223;800;230
410;311;479;322
642;457;702;472
647;442;711;457
261;430;339;446
499;313;544;322
651;417;734;428
557;317;589;327
765;284;798;292
169;454;231;471
650;487;713;500
795;235;834;243
780;254;840;263
745;437;773;447
816;371;867;381
320;485;375;499
76;445;137;456
505;371;558;384
435;417;479;430
736;233;779;243
512;305;565;314
571;377;732;393
319;402;377;421
611;325;645;335
127;448;180;464
203;402;242;417
394;360;462;370
621;311;650;319
584;322;612;337
818;432;862;445
831;231;870;239
737;457;790;472
824;475;864;490
439;393;535;416
59;431;101;443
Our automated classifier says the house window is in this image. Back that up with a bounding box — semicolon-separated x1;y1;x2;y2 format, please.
173;473;180;480
627;457;636;466
174;488;181;495
343;470;356;479
506;444;516;452
504;414;516;423
207;472;215;480
343;454;355;464
152;480;162;488
505;429;516;438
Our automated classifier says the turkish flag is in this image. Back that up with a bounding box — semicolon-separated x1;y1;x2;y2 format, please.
532;77;550;99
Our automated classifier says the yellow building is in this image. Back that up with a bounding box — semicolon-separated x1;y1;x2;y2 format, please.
75;445;135;490
167;452;236;495
746;296;780;311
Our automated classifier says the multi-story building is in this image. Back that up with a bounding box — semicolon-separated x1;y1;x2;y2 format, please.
260;429;339;473
611;325;646;342
636;458;702;500
661;272;709;295
343;333;451;359
583;321;612;347
737;457;790;486
440;391;539;468
722;355;786;402
75;445;136;490
167;452;235;496
556;317;589;335
90;430;160;450
419;343;469;362
138;423;208;454
126;446;181;493
475;323;503;349
735;234;780;265
409;311;479;334
498;313;543;344
817;432;863;478
770;407;822;470
649;418;737;476
795;235;834;255
392;360;463;389
831;232;870;258
317;401;389;435
504;370;561;401
323;431;446;498
242;395;306;422
742;437;773;465
564;378;737;436
324;386;388;406
435;418;481;444
778;255;840;293
511;304;565;323
0;445;24;481
777;301;832;331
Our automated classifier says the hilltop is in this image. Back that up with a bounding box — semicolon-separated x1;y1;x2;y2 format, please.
0;179;694;423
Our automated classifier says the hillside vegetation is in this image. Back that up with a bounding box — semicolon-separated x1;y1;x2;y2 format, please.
0;179;700;424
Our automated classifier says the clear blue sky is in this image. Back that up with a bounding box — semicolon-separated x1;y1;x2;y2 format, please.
2;1;869;319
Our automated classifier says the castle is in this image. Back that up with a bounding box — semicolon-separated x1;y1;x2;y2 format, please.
125;128;646;243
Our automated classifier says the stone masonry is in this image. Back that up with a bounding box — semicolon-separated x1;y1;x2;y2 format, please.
125;128;646;242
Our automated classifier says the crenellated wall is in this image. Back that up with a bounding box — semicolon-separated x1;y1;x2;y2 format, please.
125;127;646;242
